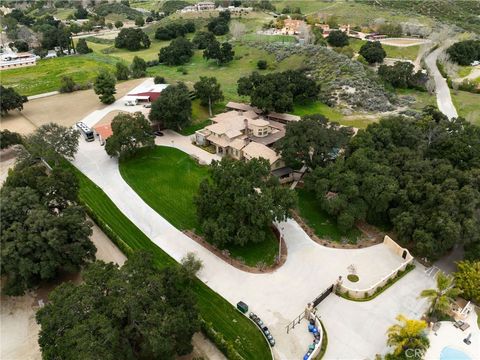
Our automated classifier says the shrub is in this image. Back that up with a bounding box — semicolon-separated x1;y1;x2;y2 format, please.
154;76;166;84
327;30;349;47
59;76;76;93
257;59;268;69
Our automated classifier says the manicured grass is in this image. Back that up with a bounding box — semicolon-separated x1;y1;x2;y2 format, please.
451;90;480;126
293;101;344;122
120;146;208;231
347;274;359;283
349;39;419;61
179;119;211;136
0;53;116;96
119;146;279;266
63;160;271;360
296;189;361;243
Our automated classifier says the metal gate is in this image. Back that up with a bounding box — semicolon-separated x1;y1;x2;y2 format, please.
312;285;333;307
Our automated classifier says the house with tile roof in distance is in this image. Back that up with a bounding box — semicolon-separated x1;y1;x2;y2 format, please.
194;102;300;183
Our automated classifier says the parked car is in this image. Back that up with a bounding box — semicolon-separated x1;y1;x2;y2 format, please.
143;103;152;108
154;131;164;137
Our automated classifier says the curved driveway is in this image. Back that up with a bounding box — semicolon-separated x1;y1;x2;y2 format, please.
72;79;434;359
425;47;458;119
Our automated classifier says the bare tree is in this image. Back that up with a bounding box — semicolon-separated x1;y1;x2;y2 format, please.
230;21;246;40
298;22;312;45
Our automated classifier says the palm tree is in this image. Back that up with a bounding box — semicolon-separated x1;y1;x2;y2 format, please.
387;314;429;358
420;271;462;316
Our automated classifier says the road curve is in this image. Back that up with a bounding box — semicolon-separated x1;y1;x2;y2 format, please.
424;47;458;119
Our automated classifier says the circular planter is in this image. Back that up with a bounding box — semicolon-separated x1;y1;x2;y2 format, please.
347;274;359;283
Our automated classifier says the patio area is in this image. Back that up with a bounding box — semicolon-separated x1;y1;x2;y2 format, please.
424;310;479;360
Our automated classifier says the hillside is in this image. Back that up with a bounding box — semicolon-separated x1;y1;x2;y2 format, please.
250;42;394;112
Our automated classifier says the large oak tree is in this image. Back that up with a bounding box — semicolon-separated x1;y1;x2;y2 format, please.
194;158;297;247
36;252;200;359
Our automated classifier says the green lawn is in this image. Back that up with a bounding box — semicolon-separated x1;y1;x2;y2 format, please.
297;189;361;243
349;39;419;61
293;101;344;122
119;146;279;266
451;90;480;126
62;160;271;360
0;53;116;96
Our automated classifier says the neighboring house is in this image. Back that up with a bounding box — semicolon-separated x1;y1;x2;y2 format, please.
195;102;299;183
281;19;306;35
315;23;351;38
180;1;215;12
0;52;36;70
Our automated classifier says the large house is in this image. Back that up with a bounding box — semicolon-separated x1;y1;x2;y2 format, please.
195;102;300;182
180;1;215;12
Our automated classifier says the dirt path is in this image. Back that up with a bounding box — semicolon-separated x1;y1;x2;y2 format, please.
0;78;145;135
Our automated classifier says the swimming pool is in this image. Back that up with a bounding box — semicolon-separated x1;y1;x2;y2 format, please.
440;347;471;360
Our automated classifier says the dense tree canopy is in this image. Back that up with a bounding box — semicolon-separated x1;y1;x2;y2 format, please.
446;40;480;66
192;31;216;49
130;55;147;78
158;37;193;65
0;130;23;149
359;41;386;64
327;30;349;47
237;70;319;112
115;62;130;80
94;70;117;104
454;260;480;304
207;11;230;35
0;86;28;115
105;112;154;158
36;252;200;359
114;28;150;51
276;114;354;169
149;83;192;130
203;40;234;65
194;76;224;116
306;109;480;260
195;158;296;247
25;122;79;165
378;61;428;90
76;38;92;54
154;21;195;40
1;162;94;296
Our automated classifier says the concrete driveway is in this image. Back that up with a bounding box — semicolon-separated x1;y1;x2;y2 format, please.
72;138;436;359
425;47;458;119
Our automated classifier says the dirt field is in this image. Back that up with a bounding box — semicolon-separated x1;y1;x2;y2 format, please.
379;38;431;47
0;78;145;135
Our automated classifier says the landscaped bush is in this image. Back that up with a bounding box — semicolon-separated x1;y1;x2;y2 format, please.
154;76;166;84
347;274;359;282
257;59;268;69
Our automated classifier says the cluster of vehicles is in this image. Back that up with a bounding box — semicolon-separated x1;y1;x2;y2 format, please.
249;312;275;347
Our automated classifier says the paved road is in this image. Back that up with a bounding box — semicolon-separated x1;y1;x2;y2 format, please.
425;47;458;119
72;78;435;359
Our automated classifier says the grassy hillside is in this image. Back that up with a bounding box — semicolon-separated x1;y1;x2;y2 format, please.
0;53;116;96
357;0;480;33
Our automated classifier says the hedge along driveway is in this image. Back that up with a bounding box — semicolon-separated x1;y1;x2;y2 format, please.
64;161;272;360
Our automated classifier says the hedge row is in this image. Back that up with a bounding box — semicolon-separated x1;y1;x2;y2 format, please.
337;264;416;302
